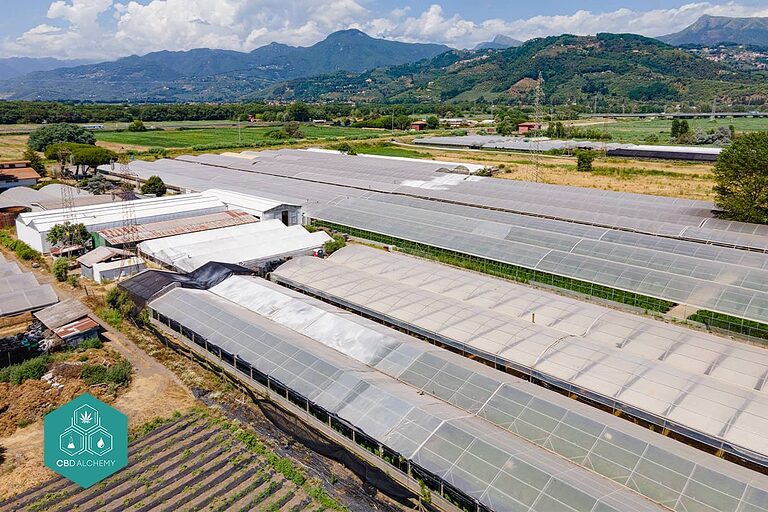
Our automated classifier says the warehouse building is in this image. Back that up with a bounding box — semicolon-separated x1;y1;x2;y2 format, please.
15;193;229;253
76;246;132;280
200;189;302;226
91;257;145;284
137;220;331;273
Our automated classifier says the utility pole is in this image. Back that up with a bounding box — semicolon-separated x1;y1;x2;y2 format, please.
117;155;138;274
531;72;545;183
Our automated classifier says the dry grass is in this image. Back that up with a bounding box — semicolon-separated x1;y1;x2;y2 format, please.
0;135;30;160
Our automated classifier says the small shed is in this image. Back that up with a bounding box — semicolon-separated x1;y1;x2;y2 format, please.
518;122;542;134
77;246;132;280
410;121;428;131
92;257;146;284
34;299;100;347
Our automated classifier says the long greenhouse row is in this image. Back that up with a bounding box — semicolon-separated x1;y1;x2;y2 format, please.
147;285;664;512
97;151;768;337
145;273;768;512
271;247;768;468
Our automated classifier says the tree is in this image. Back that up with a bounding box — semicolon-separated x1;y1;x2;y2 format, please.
52;257;69;282
140;175;167;196
426;116;439;129
671;119;681;139
576;150;597;172
23;147;46;177
285;102;311;122
44;143;116;177
283;122;304;138
713;132;768;224
27;123;96;151
47;222;91;249
127;119;147;132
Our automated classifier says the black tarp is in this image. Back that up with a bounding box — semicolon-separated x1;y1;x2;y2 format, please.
119;261;252;307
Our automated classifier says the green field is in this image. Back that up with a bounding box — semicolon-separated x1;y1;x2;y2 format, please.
583;117;768;144
94;125;389;148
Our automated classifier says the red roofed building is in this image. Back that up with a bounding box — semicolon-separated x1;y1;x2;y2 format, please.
0;161;40;190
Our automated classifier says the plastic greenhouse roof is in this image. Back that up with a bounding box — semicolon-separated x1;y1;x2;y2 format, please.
148;286;664;512
138;220;331;273
211;274;768;512
271;252;768;464
97;150;768;251
0;272;58;316
307;199;768;324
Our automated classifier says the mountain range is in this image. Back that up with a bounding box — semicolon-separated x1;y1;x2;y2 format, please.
1;16;767;104
0;57;96;81
0;30;448;102
261;32;767;105
661;15;768;47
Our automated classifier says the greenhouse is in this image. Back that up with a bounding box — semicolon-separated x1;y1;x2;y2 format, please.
271;250;768;467
213;274;768;512
147;286;664;512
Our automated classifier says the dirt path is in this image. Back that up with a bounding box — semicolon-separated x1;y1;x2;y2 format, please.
0;248;197;501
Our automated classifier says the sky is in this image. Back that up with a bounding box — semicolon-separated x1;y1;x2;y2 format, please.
1;0;767;60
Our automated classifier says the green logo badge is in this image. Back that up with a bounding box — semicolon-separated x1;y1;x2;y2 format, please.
44;393;128;488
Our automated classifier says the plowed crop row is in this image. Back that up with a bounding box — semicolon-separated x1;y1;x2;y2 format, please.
0;415;330;512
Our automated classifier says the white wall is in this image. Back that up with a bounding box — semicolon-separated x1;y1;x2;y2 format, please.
15;218;45;253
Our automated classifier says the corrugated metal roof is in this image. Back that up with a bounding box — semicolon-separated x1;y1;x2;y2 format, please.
76;246;132;267
53;317;99;339
201;189;299;215
98;210;256;245
35;299;91;329
0;168;40;181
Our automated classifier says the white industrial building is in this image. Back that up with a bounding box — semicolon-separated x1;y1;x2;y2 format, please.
138;220;331;273
202;189;302;226
16;193;228;253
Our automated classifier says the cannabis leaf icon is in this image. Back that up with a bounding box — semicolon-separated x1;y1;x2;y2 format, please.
79;411;93;424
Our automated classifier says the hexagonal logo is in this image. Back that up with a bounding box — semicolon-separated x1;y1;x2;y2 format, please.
44;393;128;488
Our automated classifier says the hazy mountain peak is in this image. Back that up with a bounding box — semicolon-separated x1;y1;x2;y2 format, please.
474;34;523;50
660;15;768;46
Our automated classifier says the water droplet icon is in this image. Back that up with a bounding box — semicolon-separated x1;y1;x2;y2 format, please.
97;437;105;449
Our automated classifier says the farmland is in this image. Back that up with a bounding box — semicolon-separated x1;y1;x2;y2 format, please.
0;413;342;512
93;126;389;149
571;117;768;144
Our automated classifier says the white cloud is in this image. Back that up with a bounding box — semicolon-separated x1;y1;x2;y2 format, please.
1;1;768;59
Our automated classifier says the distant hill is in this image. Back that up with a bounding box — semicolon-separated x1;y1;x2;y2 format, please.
473;35;523;50
0;30;449;102
660;15;768;46
0;57;97;81
261;33;767;104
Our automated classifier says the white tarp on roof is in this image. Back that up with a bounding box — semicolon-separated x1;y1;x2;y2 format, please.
138;219;331;273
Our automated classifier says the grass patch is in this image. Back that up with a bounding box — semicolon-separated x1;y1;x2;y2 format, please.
77;337;103;350
313;220;674;313
688;310;768;342
591;166;713;180
94;125;383;149
350;142;429;159
0;354;52;385
98;307;124;327
80;358;133;387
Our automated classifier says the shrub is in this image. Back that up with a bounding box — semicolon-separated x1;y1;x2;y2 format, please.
0;355;53;385
140;175;167;196
147;147;168;157
333;142;357;155
80;359;132;387
127;120;147;132
323;234;346;255
576;150;597;172
98;307;124;328
78;338;103;350
52;257;69;282
105;288;133;317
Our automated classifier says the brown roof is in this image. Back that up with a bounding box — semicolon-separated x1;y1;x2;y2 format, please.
0;168;41;182
98;210;257;245
0;161;31;166
53;317;100;340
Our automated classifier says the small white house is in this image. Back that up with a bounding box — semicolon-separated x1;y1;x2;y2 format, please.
92;257;146;284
